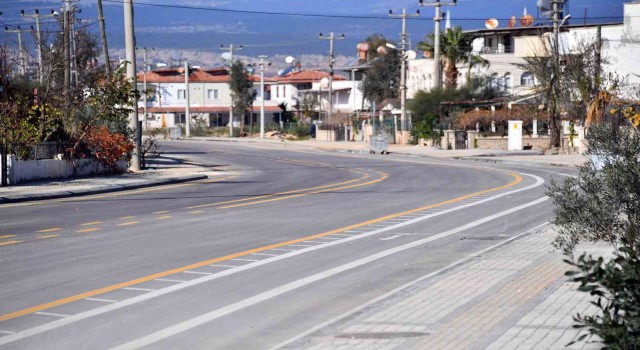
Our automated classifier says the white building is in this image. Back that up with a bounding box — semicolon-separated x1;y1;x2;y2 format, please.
137;67;280;130
406;1;640;100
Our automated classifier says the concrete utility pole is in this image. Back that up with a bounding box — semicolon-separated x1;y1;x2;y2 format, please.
139;47;154;131
319;32;345;124
124;0;141;171
21;10;55;83
389;8;420;133
220;44;242;137
419;0;457;90
4;26;28;76
257;55;270;139
97;0;110;74
549;0;564;148
184;61;191;138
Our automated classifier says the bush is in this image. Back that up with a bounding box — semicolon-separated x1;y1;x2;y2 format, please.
548;125;640;348
565;239;640;349
85;126;133;172
290;123;311;139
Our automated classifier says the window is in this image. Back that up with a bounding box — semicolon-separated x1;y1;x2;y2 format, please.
177;89;186;100
521;72;535;86
490;73;500;90
207;89;219;100
276;86;279;98
504;73;512;92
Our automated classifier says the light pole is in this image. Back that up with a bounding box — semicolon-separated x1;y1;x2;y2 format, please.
124;0;140;171
221;44;243;137
319;33;345;124
419;0;457;90
21;9;56;83
389;8;420;133
256;55;270;139
138;47;154;131
184;61;191;138
4;26;28;76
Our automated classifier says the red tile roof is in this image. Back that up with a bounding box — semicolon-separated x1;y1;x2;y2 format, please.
138;68;274;84
271;70;345;84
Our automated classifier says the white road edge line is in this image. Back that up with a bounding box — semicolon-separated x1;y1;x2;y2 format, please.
0;330;16;335
35;312;68;318
122;288;155;292
85;298;117;303
0;172;544;347
269;220;551;350
110;196;550;350
155;279;187;283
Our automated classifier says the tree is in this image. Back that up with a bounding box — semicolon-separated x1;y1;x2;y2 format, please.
417;27;473;88
228;60;254;133
520;35;619;148
364;34;391;61
362;49;401;104
548;124;640;348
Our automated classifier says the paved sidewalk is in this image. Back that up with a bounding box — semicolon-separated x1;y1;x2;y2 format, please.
0;154;218;204
283;227;607;350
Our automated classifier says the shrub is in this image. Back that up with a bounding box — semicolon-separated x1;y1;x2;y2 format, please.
548;125;640;348
85;126;133;172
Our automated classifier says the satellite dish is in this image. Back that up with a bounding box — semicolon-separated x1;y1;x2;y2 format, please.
285;56;295;64
247;67;255;74
356;43;369;52
221;52;232;61
485;18;499;29
406;50;417;60
377;46;388;55
509;16;517;28
320;77;329;89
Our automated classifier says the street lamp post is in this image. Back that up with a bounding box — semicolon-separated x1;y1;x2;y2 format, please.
420;0;457;90
257;55;270;139
389;8;420;134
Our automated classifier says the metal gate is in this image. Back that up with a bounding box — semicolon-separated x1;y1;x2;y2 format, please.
455;131;467;150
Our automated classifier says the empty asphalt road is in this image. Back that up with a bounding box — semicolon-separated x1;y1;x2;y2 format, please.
0;139;576;349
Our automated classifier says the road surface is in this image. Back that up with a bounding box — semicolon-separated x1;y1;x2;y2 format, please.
0;140;576;349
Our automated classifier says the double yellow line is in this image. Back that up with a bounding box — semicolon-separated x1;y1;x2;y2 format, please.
0;172;522;323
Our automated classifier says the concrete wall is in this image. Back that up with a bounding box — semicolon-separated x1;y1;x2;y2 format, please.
475;136;577;151
6;156;128;184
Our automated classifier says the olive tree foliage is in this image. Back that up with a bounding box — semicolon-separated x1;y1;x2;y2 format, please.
362;49;401;104
228;60;254;132
520;35;622;148
548;124;640;348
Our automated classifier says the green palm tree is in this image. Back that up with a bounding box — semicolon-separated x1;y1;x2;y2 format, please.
417;27;482;89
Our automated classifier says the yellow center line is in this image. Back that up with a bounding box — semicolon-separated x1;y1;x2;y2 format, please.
153;211;170;214
0;240;22;247
36;235;59;240
0;235;16;239
118;216;136;220
37;228;62;233
186;169;370;210
189;211;204;215
0;172;523;323
80;221;102;226
76;228;101;233
218;171;388;210
117;222;139;227
156;216;173;220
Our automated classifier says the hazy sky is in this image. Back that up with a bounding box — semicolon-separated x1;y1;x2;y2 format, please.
0;0;627;57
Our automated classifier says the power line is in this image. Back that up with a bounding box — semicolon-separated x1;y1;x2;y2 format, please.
97;1;625;22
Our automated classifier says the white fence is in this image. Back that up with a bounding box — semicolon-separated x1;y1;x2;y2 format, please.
1;155;128;185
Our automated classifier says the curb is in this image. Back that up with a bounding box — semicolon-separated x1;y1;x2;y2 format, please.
454;156;579;168
0;174;209;204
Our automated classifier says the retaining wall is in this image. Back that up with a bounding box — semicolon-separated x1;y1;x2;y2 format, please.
4;156;128;184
